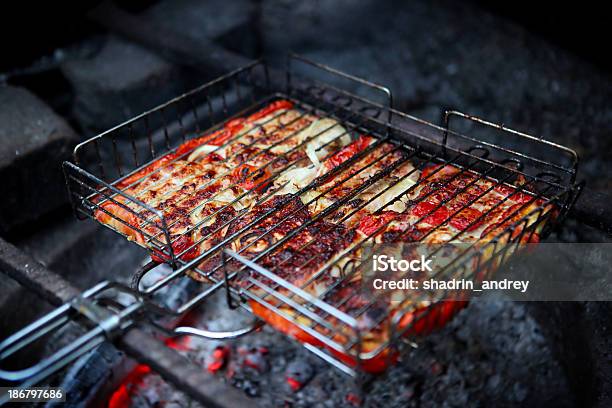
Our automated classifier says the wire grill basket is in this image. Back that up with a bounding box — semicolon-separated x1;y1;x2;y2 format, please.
1;55;580;391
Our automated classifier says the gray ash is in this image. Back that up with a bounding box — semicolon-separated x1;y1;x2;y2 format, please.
114;291;571;408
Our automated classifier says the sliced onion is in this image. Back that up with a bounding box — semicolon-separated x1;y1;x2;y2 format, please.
300;118;351;167
305;142;322;168
312;282;327;297
187;144;226;162
365;170;419;213
273;165;319;196
207;189;252;211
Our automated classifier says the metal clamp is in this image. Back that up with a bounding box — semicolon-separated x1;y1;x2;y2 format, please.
69;297;123;340
0;282;140;392
0;273;266;398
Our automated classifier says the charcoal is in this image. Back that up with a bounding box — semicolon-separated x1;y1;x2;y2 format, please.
455;325;471;342
231;376;260;398
485;374;502;393
61;37;198;135
512;382;528;403
242;348;269;373
242;380;260;398
285;359;314;385
16;214;145;288
0;274;50;368
49;343;125;407
0;85;79;234
363;298;573;408
143;0;256;54
61;280;582;407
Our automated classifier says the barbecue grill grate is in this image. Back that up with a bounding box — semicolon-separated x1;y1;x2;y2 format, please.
0;55;580;392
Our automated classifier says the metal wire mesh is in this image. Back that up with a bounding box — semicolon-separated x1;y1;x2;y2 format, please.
7;55;578;382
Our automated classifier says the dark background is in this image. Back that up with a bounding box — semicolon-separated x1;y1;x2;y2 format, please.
2;0;610;197
1;1;610;73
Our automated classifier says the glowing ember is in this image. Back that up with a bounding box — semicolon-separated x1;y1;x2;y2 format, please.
107;365;151;408
107;333;192;407
239;346;269;373
285;376;302;392
164;336;192;352
346;392;362;406
284;359;314;392
207;345;230;373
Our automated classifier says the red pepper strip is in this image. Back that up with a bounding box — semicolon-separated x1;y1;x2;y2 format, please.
115;153;178;190
493;184;535;204
526;232;540;243
94;200;146;246
231;163;272;193
479;202;542;243
113;129;227;191
122;124;239;189
175;128;232;156
325;135;373;170
174;101;291;160
411;201;450;227
114;101;290;190
173;118;245;161
420;164;461;181
150;234;200;263
480;221;541;244
449;207;484;232
357;211;401;236
247;99;294;122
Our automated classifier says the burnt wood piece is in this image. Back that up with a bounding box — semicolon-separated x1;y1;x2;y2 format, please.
88;2;252;79
0;237;255;408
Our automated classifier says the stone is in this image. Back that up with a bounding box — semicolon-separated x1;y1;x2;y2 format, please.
61;0;256;135
0;273;51;370
0;85;79;234
61;37;198;135
16;214;146;289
